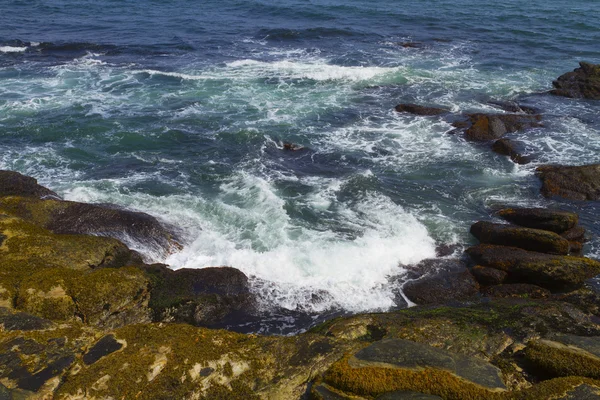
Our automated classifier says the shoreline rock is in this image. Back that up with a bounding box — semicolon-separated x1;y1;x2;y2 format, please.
551;62;600;100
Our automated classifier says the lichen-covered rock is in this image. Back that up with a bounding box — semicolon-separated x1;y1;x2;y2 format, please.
0;170;58;199
144;264;256;328
483;284;551;299
466;244;600;292
551;62;600;99
395;104;448;116
525;335;600;379
491;138;532;164
497;208;578;234
453;113;542;141
470;221;570;255
0;196;180;259
536;164;600;201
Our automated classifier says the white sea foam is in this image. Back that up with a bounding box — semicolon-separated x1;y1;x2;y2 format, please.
0;46;27;53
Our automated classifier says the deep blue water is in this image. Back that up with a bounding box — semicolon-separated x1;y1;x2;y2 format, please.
1;0;600;333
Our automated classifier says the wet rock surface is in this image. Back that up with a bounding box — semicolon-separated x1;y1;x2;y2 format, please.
497;208;578;233
470;221;570;254
453;113;542;141
483;283;551;299
537;164;600;201
551;62;600;100
0;170;58;199
394;103;448;116
491;138;532;164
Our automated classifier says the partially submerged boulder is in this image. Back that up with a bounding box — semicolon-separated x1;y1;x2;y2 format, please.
466;244;600;292
395;104;448;116
497;208;578;233
402;260;479;305
551;62;600;100
537;164;600;201
453;113;542;141
470;221;570;255
491;138;532;164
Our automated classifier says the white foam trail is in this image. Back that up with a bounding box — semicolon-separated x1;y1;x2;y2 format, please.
0;46;27;53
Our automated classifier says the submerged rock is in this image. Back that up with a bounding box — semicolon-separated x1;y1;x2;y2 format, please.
470;221;570;255
394;103;448;116
551;62;600;100
453;113;542;141
466;244;600;292
497;208;578;233
536;164;600;201
491;138;532;164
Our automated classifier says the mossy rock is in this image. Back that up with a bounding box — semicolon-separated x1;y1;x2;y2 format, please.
470;221;570;255
0;171;58;199
0;195;178;260
536;164;600;201
497;208;578;234
466;244;600;292
15;266;151;328
524;335;600;379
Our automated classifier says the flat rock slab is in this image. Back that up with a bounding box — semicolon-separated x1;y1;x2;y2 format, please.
83;335;123;365
376;391;443;399
497;208;578;233
0;308;53;331
466;244;600;292
537;164;600;201
352;339;506;390
470;221;570;255
551;62;600;100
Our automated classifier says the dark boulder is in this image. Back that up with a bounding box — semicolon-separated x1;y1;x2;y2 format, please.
402;260;479;305
551;62;600;100
143;264;256;328
395;104;448;116
483;283;551;299
0;170;58;199
491;138;532;164
536;164;600;201
471;265;507;286
453;113;542;141
466;244;600;292
497;208;578;233
470;221;570;255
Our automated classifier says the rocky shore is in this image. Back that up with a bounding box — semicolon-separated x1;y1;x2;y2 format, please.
1;64;600;399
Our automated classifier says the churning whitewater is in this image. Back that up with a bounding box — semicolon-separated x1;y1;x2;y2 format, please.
1;0;599;332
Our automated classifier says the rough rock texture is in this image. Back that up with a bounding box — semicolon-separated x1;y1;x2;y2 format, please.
551;62;600;99
0;170;58;199
402;260;479;305
394;104;448;116
537;164;600;201
491;138;532;164
470;221;570;255
0;196;180;259
483;284;551;299
497;208;578;233
525;335;600;379
466;244;600;292
453;113;542;141
143;264;256;327
471;265;508;286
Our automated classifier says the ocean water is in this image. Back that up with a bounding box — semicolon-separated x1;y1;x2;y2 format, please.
1;0;599;333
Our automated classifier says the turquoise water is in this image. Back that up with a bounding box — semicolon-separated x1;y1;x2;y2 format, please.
1;0;600;332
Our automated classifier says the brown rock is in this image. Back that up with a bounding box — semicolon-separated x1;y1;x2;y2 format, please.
497;208;578;233
483;284;551;299
0;170;58;199
470;221;570;255
537;164;600;200
551;62;600;99
466;244;600;292
395;104;448;116
453;113;542;141
403;268;479;305
471;265;508;286
491;139;532;164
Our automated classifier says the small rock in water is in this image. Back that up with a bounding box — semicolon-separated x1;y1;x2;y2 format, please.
283;142;305;151
395;103;448;116
491;138;532;164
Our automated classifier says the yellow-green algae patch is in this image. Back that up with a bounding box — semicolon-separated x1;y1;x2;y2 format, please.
524;339;600;379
